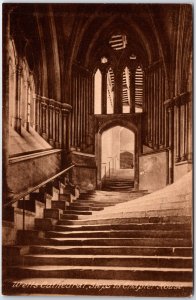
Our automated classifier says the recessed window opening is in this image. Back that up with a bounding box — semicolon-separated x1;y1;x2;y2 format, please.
135;66;143;112
27;85;31;125
122;67;130;113
107;68;114;114
94;68;102;114
109;34;127;51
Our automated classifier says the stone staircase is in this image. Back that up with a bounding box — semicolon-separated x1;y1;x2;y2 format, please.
102;178;134;191
3;185;193;296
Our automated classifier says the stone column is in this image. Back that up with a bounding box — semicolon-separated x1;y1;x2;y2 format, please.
180;105;185;161
61;109;67;149
41;102;47;139
14;63;22;134
187;98;192;161
55;107;60;148
48;103;54;145
35;95;40;133
184;103;187;160
175;104;181;162
3;7;14;203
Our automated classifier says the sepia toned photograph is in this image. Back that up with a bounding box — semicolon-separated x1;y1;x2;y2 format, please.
2;3;193;297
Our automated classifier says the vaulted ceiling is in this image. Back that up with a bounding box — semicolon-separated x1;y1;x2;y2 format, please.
5;3;192;101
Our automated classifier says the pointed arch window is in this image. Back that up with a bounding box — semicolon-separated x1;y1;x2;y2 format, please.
107;68;114;114
135;66;143;112
122;67;131;113
94;68;102;114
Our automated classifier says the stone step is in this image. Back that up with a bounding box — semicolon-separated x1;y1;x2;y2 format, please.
75;200;129;206
39;237;192;247
34;218;58;230
103;187;134;191
60;214;80;220
69;202;113;208
57;216;192;226
45;230;191;239
6;265;193;282
3;278;193;297
54;222;191;232
68;205;104;211
63;210;93;215
51;201;67;210
60;214;89;221
44;209;63;220
12;254;192;269
29;245;193;257
103;184;134;187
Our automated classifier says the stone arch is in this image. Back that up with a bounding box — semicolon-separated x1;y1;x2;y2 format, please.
95;117;139;190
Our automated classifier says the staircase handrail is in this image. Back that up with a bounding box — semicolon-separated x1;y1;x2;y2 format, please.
4;164;75;208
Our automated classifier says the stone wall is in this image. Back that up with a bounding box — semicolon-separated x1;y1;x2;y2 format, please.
7;149;63;195
70;151;97;192
174;161;192;182
139;150;168;192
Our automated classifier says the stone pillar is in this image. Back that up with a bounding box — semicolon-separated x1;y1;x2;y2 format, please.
61;110;67;149
180;105;185;160
59;111;62;148
160;66;166;147
52;103;56;145
41;102;47;139
66;114;71;151
14;64;22;134
175;105;181;162
101;68;107;114
165;107;169;148
114;68;123;114
55;108;60;148
48;103;54;145
187;98;192;161
184;103;187;160
155;68;159;149
3;7;14;203
35;95;40;133
170;106;174;183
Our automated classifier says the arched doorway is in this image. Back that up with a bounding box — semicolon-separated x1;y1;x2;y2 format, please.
95;118;139;190
101;126;135;182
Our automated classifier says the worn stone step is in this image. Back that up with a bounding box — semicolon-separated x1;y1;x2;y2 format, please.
6;265;192;282
40;237;192;247
67;205;92;211
57;216;192;226
60;214;80;220
68;205;103;211
74;199;129;205
29;245;193;257
60;214;90;221
63;210;92;215
3;278;193;296
69;202;113;208
54;222;191;232
45;230;191;239
12;254;192;269
75;201;129;206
